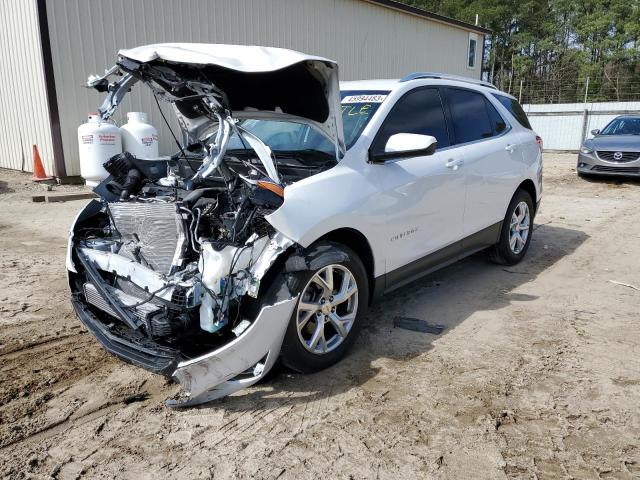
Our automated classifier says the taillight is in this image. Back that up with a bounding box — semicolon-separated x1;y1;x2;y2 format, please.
535;135;543;151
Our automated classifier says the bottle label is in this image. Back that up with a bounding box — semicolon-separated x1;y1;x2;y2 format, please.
140;134;158;147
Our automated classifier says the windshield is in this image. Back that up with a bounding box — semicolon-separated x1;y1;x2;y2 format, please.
340;90;389;147
227;119;334;154
600;117;640;135
225;90;389;156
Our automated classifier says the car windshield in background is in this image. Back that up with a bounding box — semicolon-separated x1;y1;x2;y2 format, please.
226;90;388;159
600;117;640;135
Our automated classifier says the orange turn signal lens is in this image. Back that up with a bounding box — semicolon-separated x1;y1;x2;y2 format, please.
256;180;284;198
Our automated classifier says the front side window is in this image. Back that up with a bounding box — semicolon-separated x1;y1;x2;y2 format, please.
445;88;494;143
371;88;450;154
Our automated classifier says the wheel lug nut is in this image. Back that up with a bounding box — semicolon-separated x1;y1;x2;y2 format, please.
329;296;334;302
331;307;335;312
320;298;325;304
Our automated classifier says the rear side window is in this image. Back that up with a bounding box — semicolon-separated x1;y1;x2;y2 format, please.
486;100;507;134
445;88;494;143
372;87;450;153
492;93;532;129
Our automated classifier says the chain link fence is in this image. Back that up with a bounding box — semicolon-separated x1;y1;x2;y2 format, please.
494;78;640;105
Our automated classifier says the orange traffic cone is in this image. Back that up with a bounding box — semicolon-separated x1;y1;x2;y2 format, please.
32;145;53;182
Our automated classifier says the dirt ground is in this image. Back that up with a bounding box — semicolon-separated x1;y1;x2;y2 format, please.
0;154;639;479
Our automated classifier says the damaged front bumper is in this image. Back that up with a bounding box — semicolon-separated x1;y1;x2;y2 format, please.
71;292;296;407
68;200;299;406
69;250;297;407
168;297;297;407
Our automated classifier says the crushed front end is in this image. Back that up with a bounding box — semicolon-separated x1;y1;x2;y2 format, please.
68;162;298;406
67;44;344;406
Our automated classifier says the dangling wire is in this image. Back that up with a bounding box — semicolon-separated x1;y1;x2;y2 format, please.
152;91;199;175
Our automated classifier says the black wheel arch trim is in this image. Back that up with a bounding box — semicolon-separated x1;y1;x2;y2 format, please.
283;242;350;273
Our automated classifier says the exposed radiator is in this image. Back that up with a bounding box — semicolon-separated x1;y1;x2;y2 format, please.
83;282;162;323
108;202;186;275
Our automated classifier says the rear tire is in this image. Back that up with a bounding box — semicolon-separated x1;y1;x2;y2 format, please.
489;189;534;265
280;242;368;373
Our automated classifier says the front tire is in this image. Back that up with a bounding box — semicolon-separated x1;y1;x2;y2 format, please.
489;189;534;265
280;242;368;373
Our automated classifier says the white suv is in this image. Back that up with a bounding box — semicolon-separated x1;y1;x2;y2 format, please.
68;44;542;406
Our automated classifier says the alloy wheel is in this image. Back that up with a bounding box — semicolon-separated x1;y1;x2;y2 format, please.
295;264;359;355
509;201;530;254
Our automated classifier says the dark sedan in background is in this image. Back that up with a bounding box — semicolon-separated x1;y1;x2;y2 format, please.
577;116;640;177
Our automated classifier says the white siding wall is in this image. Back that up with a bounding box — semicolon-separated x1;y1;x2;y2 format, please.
45;0;483;176
0;0;55;174
524;102;640;151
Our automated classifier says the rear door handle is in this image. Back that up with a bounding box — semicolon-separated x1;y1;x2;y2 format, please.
446;158;464;170
505;144;515;153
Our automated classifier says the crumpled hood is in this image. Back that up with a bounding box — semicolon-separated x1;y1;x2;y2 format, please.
587;135;640;151
117;43;345;156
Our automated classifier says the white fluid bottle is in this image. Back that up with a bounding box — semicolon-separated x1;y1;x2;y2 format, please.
120;112;159;160
77;114;122;187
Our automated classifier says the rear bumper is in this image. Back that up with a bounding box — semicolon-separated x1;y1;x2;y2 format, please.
577;152;640;176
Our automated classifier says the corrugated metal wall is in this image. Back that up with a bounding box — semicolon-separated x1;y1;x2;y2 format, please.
44;0;483;176
524;101;640;151
0;0;55;174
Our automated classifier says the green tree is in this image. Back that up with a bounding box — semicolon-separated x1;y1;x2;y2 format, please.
401;0;640;103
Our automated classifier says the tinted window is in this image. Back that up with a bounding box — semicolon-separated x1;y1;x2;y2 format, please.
492;93;532;129
485;99;507;134
372;88;449;153
446;88;494;143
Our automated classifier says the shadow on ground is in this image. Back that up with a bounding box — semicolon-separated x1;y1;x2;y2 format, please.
197;222;589;411
0;180;14;194
579;174;640;186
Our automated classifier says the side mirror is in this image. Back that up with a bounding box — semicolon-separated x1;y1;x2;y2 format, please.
590;129;600;136
369;133;437;164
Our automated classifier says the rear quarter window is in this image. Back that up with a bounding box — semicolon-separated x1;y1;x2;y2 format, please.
492;94;532;130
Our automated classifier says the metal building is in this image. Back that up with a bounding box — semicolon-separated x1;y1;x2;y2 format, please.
0;0;489;179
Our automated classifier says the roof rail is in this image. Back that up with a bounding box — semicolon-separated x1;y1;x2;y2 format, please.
399;72;498;90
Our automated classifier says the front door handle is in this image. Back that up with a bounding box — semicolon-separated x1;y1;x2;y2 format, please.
446;158;464;170
505;144;515;153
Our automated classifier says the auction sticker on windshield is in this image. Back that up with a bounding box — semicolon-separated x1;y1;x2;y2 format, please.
342;94;388;104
